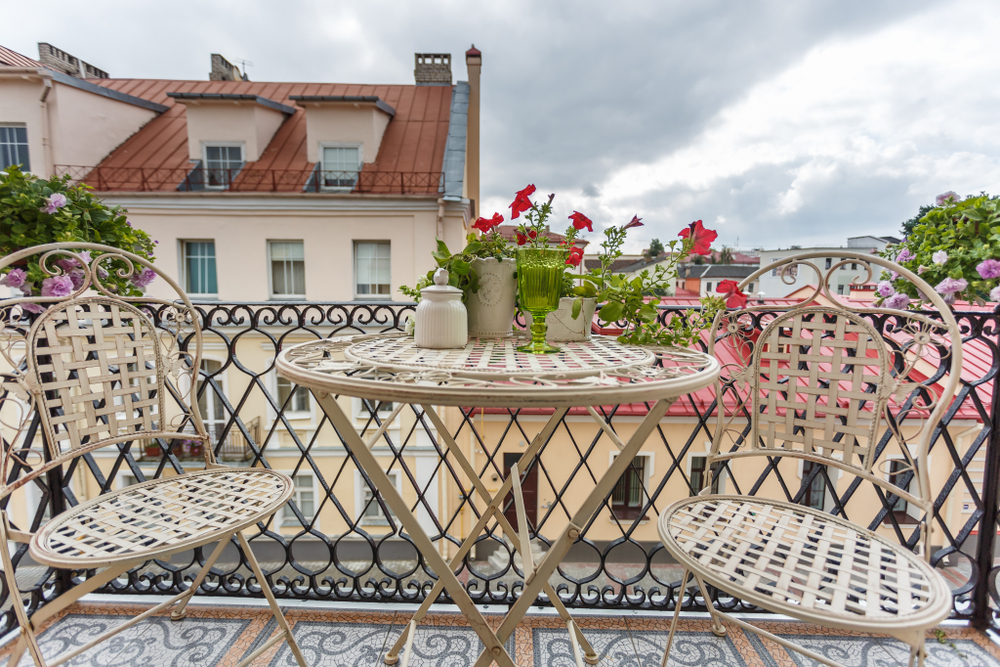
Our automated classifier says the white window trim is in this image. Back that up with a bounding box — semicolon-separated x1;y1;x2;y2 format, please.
201;141;245;190
179;239;219;299
353;240;392;300
608;451;655;521
687;452;726;495
353;396;399;431
355;469;401;526
318;142;363;192
268;360;314;423
281;471;319;528
267;240;307;300
882;454;926;523
0;123;30;171
797;458;841;512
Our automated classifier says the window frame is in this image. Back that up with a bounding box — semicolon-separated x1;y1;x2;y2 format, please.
0;124;30;172
282;471;318;527
319;142;363;191
800;459;829;511
202;142;245;190
882;455;924;525
609;452;653;521
276;374;312;417
354;241;392;299
180;240;218;298
356;469;401;526
268;240;307;299
688;454;724;496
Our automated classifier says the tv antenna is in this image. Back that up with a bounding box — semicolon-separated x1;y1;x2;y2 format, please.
234;58;253;79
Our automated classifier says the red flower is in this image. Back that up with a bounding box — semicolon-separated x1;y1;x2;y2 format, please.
678;220;718;256
472;212;504;233
623;215;643;230
515;230;537;246
568;211;593;232
509;184;536;219
566;246;584;267
717;280;748;309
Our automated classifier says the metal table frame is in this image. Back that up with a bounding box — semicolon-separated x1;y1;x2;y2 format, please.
277;335;719;667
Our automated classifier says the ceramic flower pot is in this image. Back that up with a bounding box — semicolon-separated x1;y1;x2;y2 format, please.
516;247;568;353
523;297;597;342
467;257;516;338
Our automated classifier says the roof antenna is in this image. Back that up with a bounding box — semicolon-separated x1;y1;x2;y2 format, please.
235;58;253;81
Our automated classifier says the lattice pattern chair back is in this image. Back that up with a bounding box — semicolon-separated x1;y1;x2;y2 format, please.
706;251;963;551
0;243;207;498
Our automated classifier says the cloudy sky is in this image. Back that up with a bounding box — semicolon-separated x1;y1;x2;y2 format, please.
4;0;999;252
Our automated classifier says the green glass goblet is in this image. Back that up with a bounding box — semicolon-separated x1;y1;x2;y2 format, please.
516;246;568;354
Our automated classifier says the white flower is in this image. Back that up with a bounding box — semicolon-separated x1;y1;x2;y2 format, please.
990;286;1000;303
932;250;948;266
405;317;415;336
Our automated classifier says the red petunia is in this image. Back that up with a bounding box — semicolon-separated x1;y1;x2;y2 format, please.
623;215;643;230
509;184;536;219
678;219;718;256
566;246;584;267
515;230;537;246
473;212;504;234
717;279;748;309
569;211;593;232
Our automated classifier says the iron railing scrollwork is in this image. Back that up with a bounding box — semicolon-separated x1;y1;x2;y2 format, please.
1;301;998;636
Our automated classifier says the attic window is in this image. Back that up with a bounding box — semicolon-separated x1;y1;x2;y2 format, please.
321;145;361;189
204;144;244;188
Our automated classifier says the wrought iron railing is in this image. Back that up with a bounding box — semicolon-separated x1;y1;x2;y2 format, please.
53;165;445;195
1;301;998;638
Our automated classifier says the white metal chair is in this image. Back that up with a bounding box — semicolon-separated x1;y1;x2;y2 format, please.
0;243;308;667
658;251;961;667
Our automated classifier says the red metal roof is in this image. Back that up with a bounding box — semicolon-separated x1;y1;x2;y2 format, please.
82;79;453;194
0;45;42;68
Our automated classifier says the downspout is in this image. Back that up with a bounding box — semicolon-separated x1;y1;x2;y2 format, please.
436;197;446;239
39;76;54;177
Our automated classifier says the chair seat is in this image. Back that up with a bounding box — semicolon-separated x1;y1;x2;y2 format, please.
31;468;292;569
659;495;952;632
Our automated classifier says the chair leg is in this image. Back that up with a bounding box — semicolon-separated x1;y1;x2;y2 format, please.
170;535;230;620
1;516;47;667
691;573;726;637
661;569;691;667
236;531;308;667
907;636;926;667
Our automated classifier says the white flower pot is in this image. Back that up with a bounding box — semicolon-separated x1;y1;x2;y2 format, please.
524;297;597;342
467;257;517;338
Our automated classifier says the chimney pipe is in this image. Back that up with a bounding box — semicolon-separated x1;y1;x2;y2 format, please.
465;45;481;219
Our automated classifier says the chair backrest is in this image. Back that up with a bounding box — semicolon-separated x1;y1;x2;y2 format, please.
0;243;207;501
705;251;963;554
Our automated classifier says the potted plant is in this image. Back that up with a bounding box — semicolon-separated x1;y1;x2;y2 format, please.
465;212;517;337
0;165;157;309
875;191;1000;308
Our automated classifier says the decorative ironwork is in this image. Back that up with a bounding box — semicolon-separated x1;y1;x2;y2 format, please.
1;299;997;638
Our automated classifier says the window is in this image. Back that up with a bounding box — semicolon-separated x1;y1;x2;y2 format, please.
747;282;754;293
801;460;827;511
885;459;918;524
361;471;400;525
851;262;858;270
277;375;310;414
360;398;394;416
355;241;391;297
204;144;243;188
770;258;783;277
284;473;315;525
704;282;712;293
825;258;832;269
321;146;361;188
690;455;722;495
837;284;845;295
183;241;217;295
198;359;227;442
611;455;647;520
269;241;306;298
0;126;29;171
119;474;139;489
840;258;848;270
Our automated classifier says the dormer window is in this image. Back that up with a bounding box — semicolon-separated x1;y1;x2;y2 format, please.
204;144;244;188
321;145;361;189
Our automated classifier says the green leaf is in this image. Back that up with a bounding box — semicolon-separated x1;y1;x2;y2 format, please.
599;301;624;323
451;259;471;275
571;297;582;319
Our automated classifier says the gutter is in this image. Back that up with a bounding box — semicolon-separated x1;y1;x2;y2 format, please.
40;77;53;177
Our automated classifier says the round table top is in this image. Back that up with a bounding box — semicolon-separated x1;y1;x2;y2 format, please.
277;333;719;408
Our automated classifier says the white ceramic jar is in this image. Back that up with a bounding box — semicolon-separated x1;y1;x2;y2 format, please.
415;269;468;349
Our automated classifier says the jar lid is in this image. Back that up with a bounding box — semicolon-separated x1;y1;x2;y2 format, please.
420;268;462;297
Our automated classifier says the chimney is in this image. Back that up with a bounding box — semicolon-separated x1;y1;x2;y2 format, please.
209;54;247;81
414;53;452;85
465;46;481;218
37;43;108;79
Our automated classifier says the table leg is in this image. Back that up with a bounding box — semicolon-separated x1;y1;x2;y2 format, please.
471;398;675;667
313;392;517;667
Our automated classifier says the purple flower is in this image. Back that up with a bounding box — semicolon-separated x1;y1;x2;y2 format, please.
126;221;132;227
935;277;968;295
41;275;74;298
896;248;914;263
991;286;1000;303
40;193;68;214
1;268;27;288
918;265;928;274
883;293;910;310
942;292;957;305
130;268;157;289
21;302;45;314
68;269;86;290
936;191;960;206
932;250;948;266
876;280;895;297
977;259;1000;279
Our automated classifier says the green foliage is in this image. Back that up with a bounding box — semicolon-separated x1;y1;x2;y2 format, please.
901;204;935;238
643;238;665;259
0;166;156;297
399;236;497;302
877;192;1000;306
717;246;734;265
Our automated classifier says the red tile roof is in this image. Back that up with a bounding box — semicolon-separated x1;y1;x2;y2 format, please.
0;45;42;68
81;79;453;194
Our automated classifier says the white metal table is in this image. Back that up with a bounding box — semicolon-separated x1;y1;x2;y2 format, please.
276;333;719;667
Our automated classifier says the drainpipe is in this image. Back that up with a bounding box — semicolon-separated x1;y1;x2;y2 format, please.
39;76;54;177
465;46;481;217
436;197;446;239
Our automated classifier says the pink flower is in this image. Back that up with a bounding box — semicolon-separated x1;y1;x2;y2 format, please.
68;270;85;290
896;248;913;263
21;302;45;314
918;265;928;274
876;281;894;297
932;250;948;266
936;191;960;206
623;215;643;230
41;275;74;297
1;268;27;288
991;286;1000;302
40;193;68;214
977;259;1000;279
883;293;910;310
935;277;967;295
55;251;91;273
130;268;157;289
942;292;957;305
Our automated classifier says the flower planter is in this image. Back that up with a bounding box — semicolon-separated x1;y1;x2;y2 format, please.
467;257;517;338
524;297;597;342
144;444;162;458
